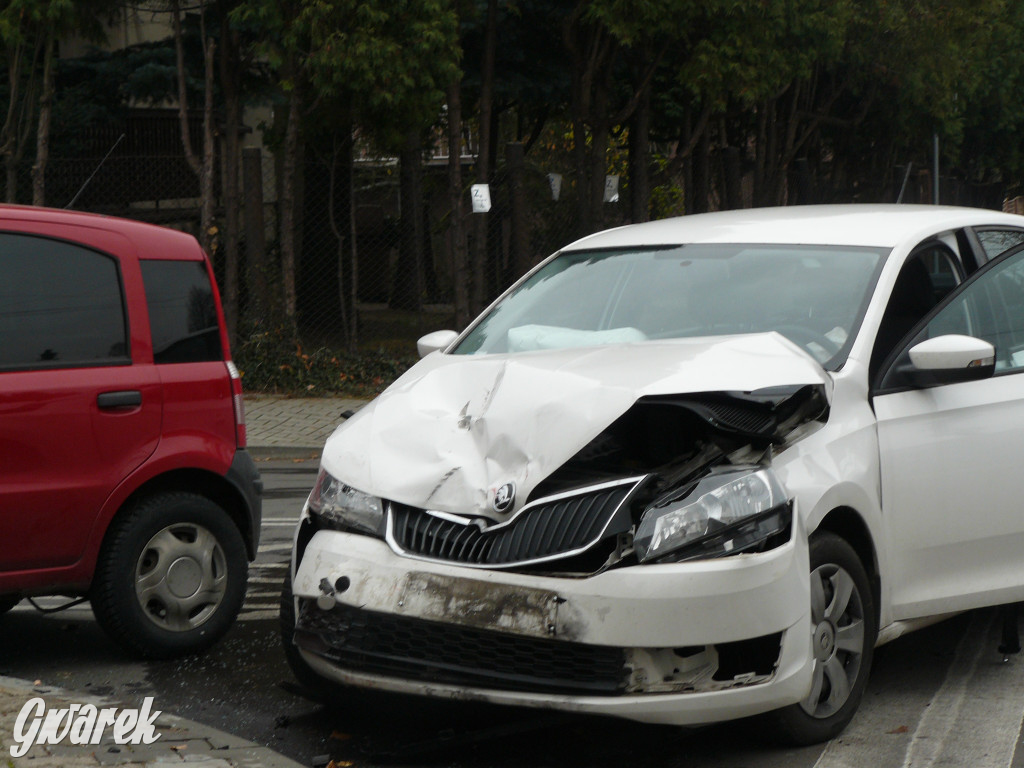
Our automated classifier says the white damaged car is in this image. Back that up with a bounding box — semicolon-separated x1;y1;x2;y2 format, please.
282;204;1024;744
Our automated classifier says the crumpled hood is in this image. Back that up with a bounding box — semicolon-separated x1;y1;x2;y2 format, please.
321;333;831;516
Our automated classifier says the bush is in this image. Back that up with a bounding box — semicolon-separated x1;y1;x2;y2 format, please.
234;327;417;398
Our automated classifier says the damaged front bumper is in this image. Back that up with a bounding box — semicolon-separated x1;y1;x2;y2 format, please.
288;514;813;726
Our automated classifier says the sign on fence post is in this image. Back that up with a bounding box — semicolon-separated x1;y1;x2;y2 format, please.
604;175;620;203
548;173;562;201
471;184;492;213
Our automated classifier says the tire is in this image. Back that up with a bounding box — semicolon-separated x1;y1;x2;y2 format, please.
768;532;877;745
0;597;19;615
91;492;248;659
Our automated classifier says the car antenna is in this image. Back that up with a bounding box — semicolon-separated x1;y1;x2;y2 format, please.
65;133;125;209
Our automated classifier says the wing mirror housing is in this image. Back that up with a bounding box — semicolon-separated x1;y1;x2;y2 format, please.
416;329;459;358
902;334;995;387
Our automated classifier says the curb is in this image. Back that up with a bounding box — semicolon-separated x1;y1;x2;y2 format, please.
250;446;323;462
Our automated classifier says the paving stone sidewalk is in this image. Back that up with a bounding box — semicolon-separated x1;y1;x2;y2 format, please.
0;675;306;768
244;395;369;459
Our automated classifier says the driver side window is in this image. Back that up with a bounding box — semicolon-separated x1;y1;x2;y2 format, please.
869;245;960;381
969;247;1024;372
878;244;1024;390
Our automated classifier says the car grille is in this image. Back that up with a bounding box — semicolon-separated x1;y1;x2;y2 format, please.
294;600;629;695
386;477;644;569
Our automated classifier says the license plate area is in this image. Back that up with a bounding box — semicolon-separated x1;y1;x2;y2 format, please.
396;572;561;639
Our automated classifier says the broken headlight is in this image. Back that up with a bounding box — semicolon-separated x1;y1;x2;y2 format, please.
306;469;384;536
634;467;790;563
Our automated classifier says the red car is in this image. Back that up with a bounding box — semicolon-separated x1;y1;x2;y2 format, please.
0;205;262;658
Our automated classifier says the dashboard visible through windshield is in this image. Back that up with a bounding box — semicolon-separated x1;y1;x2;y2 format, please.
454;244;889;369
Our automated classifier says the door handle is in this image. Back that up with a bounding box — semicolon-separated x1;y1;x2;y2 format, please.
97;390;142;409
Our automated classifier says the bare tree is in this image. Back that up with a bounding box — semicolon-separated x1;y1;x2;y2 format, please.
170;0;217;255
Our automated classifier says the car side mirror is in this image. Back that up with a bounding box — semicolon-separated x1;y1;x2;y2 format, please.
417;329;459;358
899;334;995;387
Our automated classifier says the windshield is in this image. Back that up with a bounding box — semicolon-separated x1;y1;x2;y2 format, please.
453;244;888;369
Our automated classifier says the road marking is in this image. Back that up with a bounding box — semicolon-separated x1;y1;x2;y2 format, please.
237;609;279;622
815;609;1024;768
262;521;300;528
245;590;283;599
257;544;293;553
902;610;1024;768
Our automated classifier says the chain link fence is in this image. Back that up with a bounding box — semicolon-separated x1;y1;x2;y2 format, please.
15;138;618;394
20;132;1008;396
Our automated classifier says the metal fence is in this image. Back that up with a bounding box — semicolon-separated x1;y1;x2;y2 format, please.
20;143;1011;370
28;146;607;362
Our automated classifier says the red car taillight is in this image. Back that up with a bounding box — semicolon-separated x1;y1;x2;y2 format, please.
226;361;247;448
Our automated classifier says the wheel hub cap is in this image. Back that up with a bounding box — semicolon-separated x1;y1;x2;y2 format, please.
166;557;203;598
134;522;228;632
814;621;836;661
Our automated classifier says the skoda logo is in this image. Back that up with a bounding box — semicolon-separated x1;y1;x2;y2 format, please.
493;482;516;513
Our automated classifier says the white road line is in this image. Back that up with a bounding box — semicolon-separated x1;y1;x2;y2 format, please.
898;610;993;768
815;610;1024;768
262;522;300;528
250;561;289;569
238;609;280;621
257;544;294;553
904;610;1024;768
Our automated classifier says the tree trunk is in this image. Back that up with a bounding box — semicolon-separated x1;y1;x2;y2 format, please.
565;16;616;238
569;51;591;238
327;124;355;349
220;17;242;344
199;35;217;255
723;146;743;209
469;0;497;315
448;78;470;329
172;0;199;178
391;131;424;312
692;129;710;213
588;72;610;232
172;0;216;255
347;143;359;352
31;33;54;207
506;142;529;281
5;161;16;203
280;84;300;328
628;79;651;223
242;147;269;325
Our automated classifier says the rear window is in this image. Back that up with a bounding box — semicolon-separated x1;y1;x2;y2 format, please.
0;233;128;370
140;260;222;364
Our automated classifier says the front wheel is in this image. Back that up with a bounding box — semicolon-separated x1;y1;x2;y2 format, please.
769;532;877;745
91;492;248;659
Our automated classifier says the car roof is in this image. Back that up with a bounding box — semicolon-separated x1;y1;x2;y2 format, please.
562;204;1024;251
0;203;203;259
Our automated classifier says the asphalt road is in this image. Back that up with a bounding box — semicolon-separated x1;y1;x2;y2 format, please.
4;459;1024;768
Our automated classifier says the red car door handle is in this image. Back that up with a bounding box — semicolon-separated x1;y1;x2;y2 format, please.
97;390;142;409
